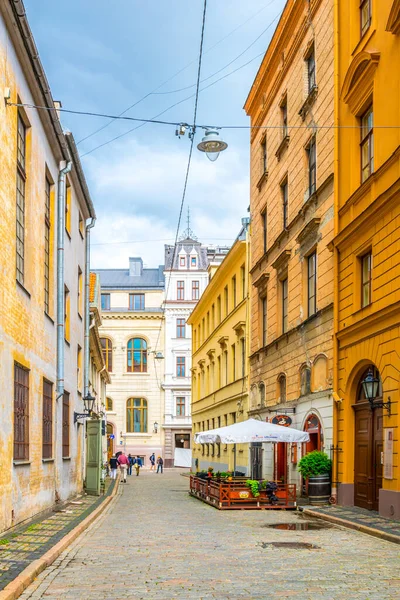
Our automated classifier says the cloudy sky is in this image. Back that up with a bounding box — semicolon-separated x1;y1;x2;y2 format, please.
24;0;286;268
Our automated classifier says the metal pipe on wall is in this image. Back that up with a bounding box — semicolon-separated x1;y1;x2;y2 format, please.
56;161;72;399
84;217;96;398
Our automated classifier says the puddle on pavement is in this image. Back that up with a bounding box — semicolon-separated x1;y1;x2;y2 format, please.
260;541;320;549
264;521;333;531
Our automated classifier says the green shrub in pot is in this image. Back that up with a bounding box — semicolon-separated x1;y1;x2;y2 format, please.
297;450;332;478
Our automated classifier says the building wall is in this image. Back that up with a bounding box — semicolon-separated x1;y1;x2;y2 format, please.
0;7;91;531
334;0;400;516
101;291;165;464
245;0;335;490
189;239;249;474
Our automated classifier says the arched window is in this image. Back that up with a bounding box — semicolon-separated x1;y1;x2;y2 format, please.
126;398;148;432
106;397;113;411
300;365;311;396
278;374;286;403
259;382;265;407
127;338;147;373
100;338;113;372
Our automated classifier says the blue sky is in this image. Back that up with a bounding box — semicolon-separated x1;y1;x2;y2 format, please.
24;0;286;268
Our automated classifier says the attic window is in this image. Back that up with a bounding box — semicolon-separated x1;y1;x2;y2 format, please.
180;256;186;267
191;256;197;266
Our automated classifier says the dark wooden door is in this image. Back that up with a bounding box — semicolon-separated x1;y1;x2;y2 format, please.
276;442;287;483
250;443;262;480
354;404;383;511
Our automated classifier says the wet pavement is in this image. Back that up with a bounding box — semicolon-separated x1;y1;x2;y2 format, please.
19;470;400;599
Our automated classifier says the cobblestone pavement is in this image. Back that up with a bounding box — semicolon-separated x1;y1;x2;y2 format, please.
0;480;115;591
20;471;400;600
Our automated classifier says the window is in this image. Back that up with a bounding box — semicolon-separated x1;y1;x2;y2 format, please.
179;256;186;267
191;256;197;267
127;398;148;433
307;47;316;92
79;212;84;237
217;295;222;323
262;296;267;346
78;267;83;316
77;345;83;392
262;211;267;253
127;338;147;373
100;338;113;372
44;177;51;313
261;136;267;174
282;278;288;333
278;374;286;403
360;0;371;36
62;392;70;458
241;264;246;299
307;252;317;317
281;179;288;229
42;379;53;459
224;286;229;316
192;280;199;300
129;293;145;310
16;113;27;286
176;396;185;416
64;285;70;342
65;181;71;235
361;252;372;307
232;343;236;381
307;138;316;196
281;97;288;138
224;350;228;385
211;304;215;330
207;311;210;337
177;281;185;300
259;382;265;407
101;293;110;310
176;357;186;377
241;338;246;378
361;105;373;183
300;366;311;396
232;276;237;308
14;363;29;460
177;318;186;338
106;397;113;411
217;356;221;387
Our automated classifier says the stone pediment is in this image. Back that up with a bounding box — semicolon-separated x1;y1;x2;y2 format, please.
272;249;291;273
253;272;270;288
296;218;321;247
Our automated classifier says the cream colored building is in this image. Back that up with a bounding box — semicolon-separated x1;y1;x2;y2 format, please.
97;258;165;464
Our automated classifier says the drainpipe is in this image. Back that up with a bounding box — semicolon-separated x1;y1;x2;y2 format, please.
56;161;72;399
84;218;96;398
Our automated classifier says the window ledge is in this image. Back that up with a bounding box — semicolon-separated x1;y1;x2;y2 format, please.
16;280;31;298
299;85;318;120
13;460;30;466
275;135;290;161
256;171;268;191
62;456;71;461
123;372;150;376
42;458;55;463
44;312;54;324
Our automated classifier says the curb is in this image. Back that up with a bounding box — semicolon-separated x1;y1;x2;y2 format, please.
0;479;120;600
301;508;400;546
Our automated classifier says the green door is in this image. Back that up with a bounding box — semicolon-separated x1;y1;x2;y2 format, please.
86;419;102;496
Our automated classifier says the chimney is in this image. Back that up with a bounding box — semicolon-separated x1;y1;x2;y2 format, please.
129;257;143;277
54;100;62;120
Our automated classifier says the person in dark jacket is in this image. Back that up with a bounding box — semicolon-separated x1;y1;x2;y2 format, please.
134;455;143;476
156;456;164;474
109;454;118;479
127;454;133;476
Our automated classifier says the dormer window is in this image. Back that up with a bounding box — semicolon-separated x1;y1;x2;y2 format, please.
179;256;186;267
191;256;197;267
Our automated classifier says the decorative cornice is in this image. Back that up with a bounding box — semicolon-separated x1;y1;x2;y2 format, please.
206;348;216;360
296;217;321;246
198;359;206;369
102;313;164;321
387;0;400;34
272;249;291;272
298;85;318;121
256;171;269;191
232;321;246;336
217;336;229;348
342;51;380;114
275;135;290;161
253;272;270;288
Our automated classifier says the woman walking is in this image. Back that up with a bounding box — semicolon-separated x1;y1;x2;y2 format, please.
109;454;118;479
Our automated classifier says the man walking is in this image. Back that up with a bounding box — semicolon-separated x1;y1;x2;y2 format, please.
156;456;164;474
117;452;129;483
109;454;118;479
127;454;133;476
149;453;156;471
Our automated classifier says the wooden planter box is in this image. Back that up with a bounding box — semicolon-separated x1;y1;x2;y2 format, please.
189;476;296;510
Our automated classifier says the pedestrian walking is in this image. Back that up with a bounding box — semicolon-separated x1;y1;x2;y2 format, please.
134;455;143;476
149;453;156;471
109;454;118;479
117;452;130;483
127;453;133;476
156;456;164;474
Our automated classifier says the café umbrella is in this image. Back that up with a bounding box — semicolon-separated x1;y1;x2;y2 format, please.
194;418;310;445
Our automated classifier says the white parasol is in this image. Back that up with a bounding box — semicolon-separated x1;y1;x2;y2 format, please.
194;418;309;444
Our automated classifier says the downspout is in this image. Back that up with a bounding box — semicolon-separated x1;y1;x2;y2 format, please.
84;218;96;398
56;161;72;399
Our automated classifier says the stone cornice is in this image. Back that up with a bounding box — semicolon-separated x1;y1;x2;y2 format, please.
253;272;270;288
102;313;164;321
387;0;400;33
272;249;291;272
296;217;321;246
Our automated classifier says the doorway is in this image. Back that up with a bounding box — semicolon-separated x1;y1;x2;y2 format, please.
275;443;287;483
250;443;263;480
302;413;322;495
175;433;190;449
354;366;383;511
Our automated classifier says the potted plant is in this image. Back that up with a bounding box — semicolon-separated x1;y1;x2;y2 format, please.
297;450;332;505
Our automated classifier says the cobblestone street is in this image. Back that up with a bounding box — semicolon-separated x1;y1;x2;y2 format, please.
20;471;400;600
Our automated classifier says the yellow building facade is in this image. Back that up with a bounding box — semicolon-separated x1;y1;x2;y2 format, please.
189;229;250;474
334;0;400;517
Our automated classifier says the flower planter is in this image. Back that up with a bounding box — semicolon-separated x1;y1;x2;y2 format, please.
308;473;331;505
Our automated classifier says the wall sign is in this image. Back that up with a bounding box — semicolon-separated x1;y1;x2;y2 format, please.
272;415;292;427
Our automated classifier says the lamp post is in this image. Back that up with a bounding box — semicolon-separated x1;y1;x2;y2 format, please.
74;392;96;424
361;368;391;415
197;129;228;162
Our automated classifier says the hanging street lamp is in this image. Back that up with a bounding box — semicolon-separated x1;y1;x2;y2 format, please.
361;368;391;415
197;128;228;161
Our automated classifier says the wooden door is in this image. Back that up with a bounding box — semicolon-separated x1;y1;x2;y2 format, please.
250;443;262;480
354;404;383;511
276;442;287;483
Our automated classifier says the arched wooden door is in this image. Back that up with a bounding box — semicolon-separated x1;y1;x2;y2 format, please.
302;414;322;495
106;423;114;462
354;366;383;511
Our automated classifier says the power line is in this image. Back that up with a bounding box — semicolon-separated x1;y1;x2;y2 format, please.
91;237;234;246
75;0;281;146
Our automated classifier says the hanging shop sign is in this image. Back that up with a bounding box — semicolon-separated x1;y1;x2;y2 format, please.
272;415;292;427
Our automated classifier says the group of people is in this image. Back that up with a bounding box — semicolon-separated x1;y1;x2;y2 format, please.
109;452;164;482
